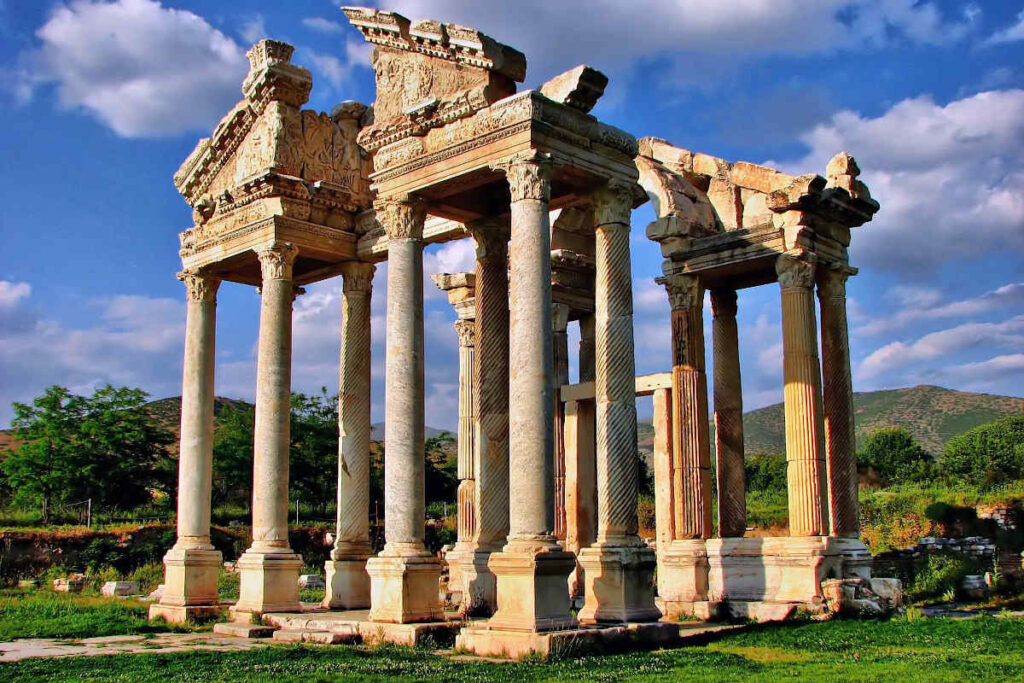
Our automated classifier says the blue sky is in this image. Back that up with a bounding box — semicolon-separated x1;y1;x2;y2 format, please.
1;0;1022;430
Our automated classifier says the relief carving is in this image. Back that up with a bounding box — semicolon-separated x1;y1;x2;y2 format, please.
255;242;299;281
377;198;427;240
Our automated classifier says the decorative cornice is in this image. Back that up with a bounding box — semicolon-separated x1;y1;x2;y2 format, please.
177;271;221;303
376;197;427;240
255;242;299;281
776;253;817;290
340;261;376;293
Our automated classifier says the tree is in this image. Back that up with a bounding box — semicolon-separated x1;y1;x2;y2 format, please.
211;403;255;508
289;389;339;516
745;452;788;492
856;427;932;485
424;431;457;505
942;415;1024;487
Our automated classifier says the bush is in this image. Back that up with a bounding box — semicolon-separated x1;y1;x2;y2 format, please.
745;453;787;492
909;551;980;600
942;416;1024;488
637;495;656;537
857;427;932;485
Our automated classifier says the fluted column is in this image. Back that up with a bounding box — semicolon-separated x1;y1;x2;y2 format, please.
711;289;746;538
579;181;659;624
777;254;829;537
454;318;477;545
552;303;570;541
818;267;858;538
486;153;575;633
665;274;713;540
367;196;442;623
232;242;303;619
151;271;222;624
324;261;375;609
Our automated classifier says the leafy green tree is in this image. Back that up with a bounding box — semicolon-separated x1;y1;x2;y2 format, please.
942;415;1024;487
745;452;788;492
424;432;457;505
211;403;255;508
289;389;339;515
856;427;932;485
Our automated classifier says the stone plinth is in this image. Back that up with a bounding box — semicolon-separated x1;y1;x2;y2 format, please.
577;544;660;623
657;539;711;619
229;551;303;622
485;541;577;633
366;554;443;623
323;559;371;610
456;621;686;660
151;547;222;624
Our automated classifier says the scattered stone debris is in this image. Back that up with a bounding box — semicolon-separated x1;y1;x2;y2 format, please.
298;574;326;590
52;574;86;593
821;577;903;618
100;581;140;597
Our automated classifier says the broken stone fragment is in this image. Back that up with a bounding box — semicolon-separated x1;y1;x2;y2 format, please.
540;65;608;113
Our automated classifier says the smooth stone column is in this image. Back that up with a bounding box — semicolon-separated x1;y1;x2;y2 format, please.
486;154;575;633
651;387;675;602
151;271;222;625
324;262;376;610
711;289;746;538
658;273;711;616
777;254;829;537
579;182;659;624
552;303;570;542
818;266;871;574
563;396;597;597
367;197;443;623
232;242;303;621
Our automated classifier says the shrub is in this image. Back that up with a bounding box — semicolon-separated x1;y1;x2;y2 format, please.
909;551;980;600
857;427;932;485
942;416;1024;488
745;453;787;493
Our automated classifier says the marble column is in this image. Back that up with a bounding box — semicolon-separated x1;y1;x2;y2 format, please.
232;242;303;621
552;303;570;542
367;197;443;623
486;153;575;633
651;387;675;601
579;181;659;624
777;254;829;537
323;262;375;610
711;289;746;538
658;273;711;614
151;271;222;624
818;267;863;545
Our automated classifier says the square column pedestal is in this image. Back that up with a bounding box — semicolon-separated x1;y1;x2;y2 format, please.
367;555;444;623
323;557;371;610
228;551;302;623
658;539;713;620
446;547;497;616
577;544;660;623
148;547;223;624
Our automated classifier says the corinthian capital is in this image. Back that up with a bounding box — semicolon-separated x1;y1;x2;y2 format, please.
661;273;702;311
467;217;510;260
817;265;854;301
454;319;475;348
376;197;427;240
710;288;738;318
776;253;816;290
592;180;634;227
495;153;551;202
340;261;376;293
255;242;299;281
177;271;221;303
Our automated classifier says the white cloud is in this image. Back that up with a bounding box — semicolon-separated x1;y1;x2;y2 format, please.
0;281;30;309
784;89;1024;273
300;39;372;92
238;14;266;45
15;0;248;137
984;9;1024;46
302;17;345;34
385;0;975;85
859;282;1024;336
859;315;1024;379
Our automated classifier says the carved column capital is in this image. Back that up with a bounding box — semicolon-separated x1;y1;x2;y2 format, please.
817;266;853;301
177;271;221;303
255;242;299;281
709;288;738;319
661;273;703;311
376;197;427;240
776;253;817;290
454;319;475;348
495;153;552;202
551;302;570;333
467;218;510;260
340;261;376;293
592;180;634;227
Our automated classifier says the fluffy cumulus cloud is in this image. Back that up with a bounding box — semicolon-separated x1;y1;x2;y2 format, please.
15;0;249;137
784;89;1024;273
386;0;975;84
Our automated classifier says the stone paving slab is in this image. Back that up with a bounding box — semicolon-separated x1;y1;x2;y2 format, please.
0;633;265;662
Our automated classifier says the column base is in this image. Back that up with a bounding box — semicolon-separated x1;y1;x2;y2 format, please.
366;554;443;623
149;603;225;625
833;536;873;579
486;540;576;632
322;556;371;610
230;550;302;622
447;544;498;616
658;539;709;617
577;544;660;624
155;546;221;611
705;536;842;606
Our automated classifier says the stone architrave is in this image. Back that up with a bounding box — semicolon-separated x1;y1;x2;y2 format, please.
777;254;829;537
657;273;711;616
366;197;443;624
710;289;746;538
486;154;576;633
578;182;659;624
150;271;223;625
231;242;303;622
324;261;376;610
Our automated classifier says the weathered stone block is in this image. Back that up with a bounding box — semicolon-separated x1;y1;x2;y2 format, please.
101;581;140;597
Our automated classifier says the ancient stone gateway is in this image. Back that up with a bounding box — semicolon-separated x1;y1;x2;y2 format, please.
151;7;879;656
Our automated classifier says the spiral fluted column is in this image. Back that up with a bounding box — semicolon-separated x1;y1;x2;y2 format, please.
711;289;746;538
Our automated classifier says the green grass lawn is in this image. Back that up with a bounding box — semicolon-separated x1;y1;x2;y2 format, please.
0;589;182;640
2;615;1023;682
